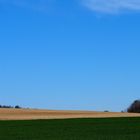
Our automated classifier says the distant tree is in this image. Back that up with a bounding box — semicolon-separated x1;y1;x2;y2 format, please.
2;105;11;108
104;110;109;112
15;105;21;109
127;100;140;113
0;104;22;109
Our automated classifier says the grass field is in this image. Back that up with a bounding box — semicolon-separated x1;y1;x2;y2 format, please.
0;117;140;140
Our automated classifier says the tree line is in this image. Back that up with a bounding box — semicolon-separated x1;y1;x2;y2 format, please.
0;100;140;113
0;105;21;109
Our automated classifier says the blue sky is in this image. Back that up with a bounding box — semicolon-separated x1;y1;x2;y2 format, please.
0;0;140;112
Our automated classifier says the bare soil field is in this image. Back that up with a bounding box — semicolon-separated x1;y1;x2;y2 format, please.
0;108;140;120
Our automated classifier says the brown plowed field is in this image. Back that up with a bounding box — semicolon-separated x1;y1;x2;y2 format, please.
0;108;140;120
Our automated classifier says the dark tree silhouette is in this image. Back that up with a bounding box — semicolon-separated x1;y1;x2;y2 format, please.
127;100;140;113
15;105;21;109
0;105;22;109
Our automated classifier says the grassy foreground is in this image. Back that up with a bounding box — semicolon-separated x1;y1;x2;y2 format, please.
0;117;140;140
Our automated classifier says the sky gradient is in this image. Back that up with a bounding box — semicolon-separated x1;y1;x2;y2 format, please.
0;0;140;112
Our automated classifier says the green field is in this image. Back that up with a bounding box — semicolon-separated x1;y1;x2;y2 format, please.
0;117;140;140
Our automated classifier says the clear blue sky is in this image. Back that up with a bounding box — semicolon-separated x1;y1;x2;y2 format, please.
0;0;140;112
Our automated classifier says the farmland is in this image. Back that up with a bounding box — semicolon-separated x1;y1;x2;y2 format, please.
0;108;140;120
0;117;140;140
0;109;140;140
